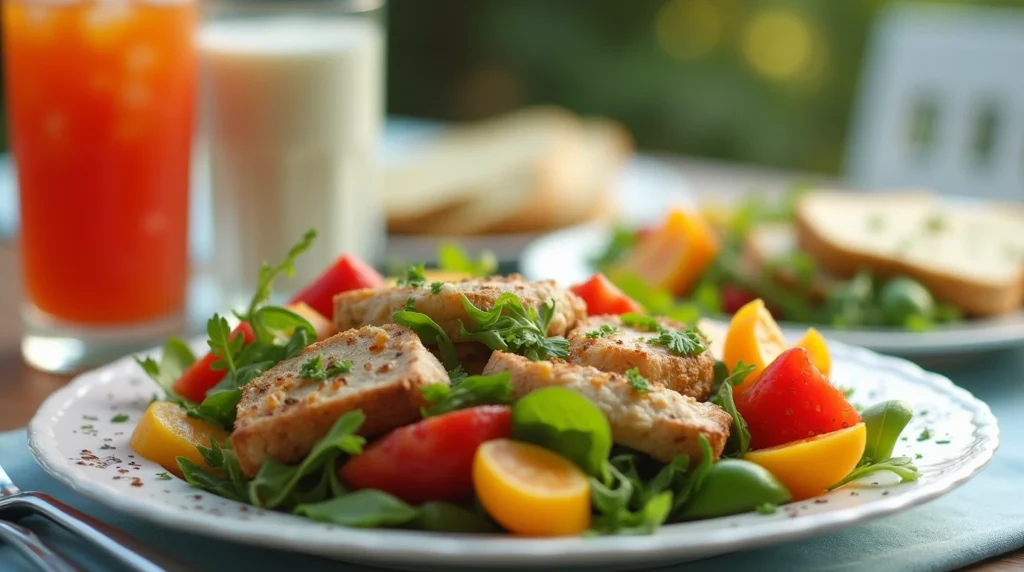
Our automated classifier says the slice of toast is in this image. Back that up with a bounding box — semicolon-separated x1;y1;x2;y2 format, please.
794;190;1024;316
384;106;583;234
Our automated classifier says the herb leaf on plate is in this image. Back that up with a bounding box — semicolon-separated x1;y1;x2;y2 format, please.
829;399;921;490
421;373;514;417
392;307;465;380
459;293;569;361
647;329;707;356
511;387;611;477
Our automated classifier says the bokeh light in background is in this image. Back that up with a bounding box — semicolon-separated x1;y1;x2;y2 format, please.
3;0;1023;173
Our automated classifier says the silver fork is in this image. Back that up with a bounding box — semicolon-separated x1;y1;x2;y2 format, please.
0;520;79;572
0;462;191;571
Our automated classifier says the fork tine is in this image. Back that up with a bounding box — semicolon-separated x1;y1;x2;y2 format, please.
0;462;21;497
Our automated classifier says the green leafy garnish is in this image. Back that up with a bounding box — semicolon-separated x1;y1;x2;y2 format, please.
249;411;366;509
647;329;707;356
430;282;444;295
420;373;514;417
295;490;418;528
110;413;129;423
298;354;353;381
624;368;651;394
829;457;921;490
710;375;750;457
237;229;317;324
397;263;427;288
590;226;637;271
459;293;569;361
585;325;618;339
620;313;663;333
917;428;932;442
611;276;701;325
392;307;464;381
756;502;778;515
178;439;249;503
511;387;612;477
829;399;920;490
135;338;197;402
437;242;497;277
156;472;172;481
590;459;675;535
413;502;499;533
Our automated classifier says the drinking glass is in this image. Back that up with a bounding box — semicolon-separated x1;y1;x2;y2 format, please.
199;0;386;306
3;0;198;372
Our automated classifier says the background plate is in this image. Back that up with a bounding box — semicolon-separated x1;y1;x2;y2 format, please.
520;224;1024;358
28;340;998;570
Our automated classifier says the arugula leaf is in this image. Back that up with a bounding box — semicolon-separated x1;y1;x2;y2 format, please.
620;313;662;333
237;229;317;323
135;338;197;402
294;490;419;528
860;400;914;463
756;502;778;514
671;435;714;515
193;389;242;429
249;411;367;509
421;373;514;417
178;438;248;502
624;368;651;394
207;314;243;375
710;379;750;457
829;457;921;490
589;456;682;535
459;293;569;361
511;387;612;477
392;308;464;378
396;263;427;288
414;502;499;533
430;282;444;295
585;325;618;339
437;242;498;277
298;354;353;381
179;457;245;502
249;305;316;347
647;329;707;356
711;360;755;395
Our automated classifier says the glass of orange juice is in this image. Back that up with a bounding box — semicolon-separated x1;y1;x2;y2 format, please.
3;0;197;372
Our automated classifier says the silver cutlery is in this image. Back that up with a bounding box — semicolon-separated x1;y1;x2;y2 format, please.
0;520;79;572
0;461;191;571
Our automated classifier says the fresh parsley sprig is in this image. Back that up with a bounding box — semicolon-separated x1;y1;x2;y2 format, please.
298;354;353;381
647;329;707;356
397;263;427;288
459;293;569;361
585;325;618;339
624;368;651;393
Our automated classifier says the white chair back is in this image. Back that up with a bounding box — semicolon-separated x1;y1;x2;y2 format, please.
845;3;1024;201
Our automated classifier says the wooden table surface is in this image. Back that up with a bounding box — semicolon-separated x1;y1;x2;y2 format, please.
0;205;1020;570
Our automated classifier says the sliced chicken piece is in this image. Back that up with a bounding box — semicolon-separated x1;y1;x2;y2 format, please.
567;315;715;400
333;274;587;342
482;351;731;464
231;324;448;477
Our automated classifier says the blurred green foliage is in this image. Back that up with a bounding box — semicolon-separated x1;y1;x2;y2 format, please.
387;0;1024;174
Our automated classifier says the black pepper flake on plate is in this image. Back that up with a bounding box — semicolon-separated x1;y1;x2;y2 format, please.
882;491;890;496
813;499;828;504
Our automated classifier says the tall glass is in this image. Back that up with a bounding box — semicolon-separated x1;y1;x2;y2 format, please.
3;0;197;372
199;0;386;305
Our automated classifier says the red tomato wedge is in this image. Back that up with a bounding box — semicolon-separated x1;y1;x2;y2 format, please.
570;273;643;316
289;254;384;319
172;322;256;403
735;347;861;450
340;406;513;505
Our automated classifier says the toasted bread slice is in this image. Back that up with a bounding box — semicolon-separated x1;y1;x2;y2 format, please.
743;223;837;301
333;274;588;342
795;190;1024;316
566;315;714;400
482;351;730;464
385;106;583;234
231;324;448;477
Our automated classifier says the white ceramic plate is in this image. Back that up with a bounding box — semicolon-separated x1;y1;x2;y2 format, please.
520;225;1024;358
29;340;998;570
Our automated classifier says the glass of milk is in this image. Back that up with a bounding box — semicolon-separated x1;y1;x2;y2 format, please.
198;0;385;305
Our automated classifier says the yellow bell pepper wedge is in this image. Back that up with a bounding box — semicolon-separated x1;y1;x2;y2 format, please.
613;208;720;297
130;401;229;478
745;423;866;501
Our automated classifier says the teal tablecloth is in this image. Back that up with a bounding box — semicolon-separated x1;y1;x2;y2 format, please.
2;349;1023;572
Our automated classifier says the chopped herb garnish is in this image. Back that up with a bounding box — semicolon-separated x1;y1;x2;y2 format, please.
157;472;173;480
430;282;444;295
625;368;651;393
620;313;662;333
458;293;569;361
81;425;94;430
915;453;923;459
585;325;618;339
397;263;427;288
110;413;130;423
934;439;951;445
647;329;707;356
916;428;932;442
755;502;778;515
403;297;417;312
82;415;98;421
298;354;352;381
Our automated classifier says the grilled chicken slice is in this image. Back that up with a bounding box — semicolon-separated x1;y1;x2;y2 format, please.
333;274;587;342
482;351;730;464
566;315;715;400
231;324;448;477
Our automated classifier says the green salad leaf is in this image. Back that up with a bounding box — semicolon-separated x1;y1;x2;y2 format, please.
392;306;465;381
511;387;611;477
437;242;498;277
590;225;637;271
421;373;514;417
237;229;317;324
178;438;248;502
624;368;651;394
135;338;196;402
459;293;569;361
249;411;366;509
397;263;427;288
710;377;751;458
829;399;921;490
647;329;707;356
295;490;419;528
249;305;316;347
414;502;500;533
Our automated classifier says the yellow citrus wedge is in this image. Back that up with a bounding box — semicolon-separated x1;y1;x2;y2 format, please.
794;327;831;378
722;298;789;388
745;422;867;501
130;401;228;478
473;439;590;537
